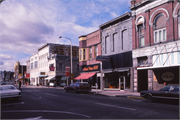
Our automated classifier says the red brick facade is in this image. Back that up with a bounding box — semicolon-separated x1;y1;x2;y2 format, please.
131;0;179;50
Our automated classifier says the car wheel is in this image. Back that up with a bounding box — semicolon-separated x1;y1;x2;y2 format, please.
146;94;153;102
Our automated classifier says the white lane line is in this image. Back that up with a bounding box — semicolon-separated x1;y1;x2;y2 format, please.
22;116;43;120
1;102;25;106
94;102;136;111
45;93;58;97
2;110;91;118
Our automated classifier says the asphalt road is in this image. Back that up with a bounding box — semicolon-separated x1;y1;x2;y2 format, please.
1;88;179;119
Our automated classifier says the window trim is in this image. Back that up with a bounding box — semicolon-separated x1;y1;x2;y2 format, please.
94;45;98;58
138;25;145;47
154;28;166;43
89;47;92;60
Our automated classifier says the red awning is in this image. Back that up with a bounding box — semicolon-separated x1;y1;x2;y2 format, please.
83;72;96;79
74;73;89;80
75;72;96;80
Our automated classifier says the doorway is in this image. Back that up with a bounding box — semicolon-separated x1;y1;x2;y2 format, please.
138;70;148;92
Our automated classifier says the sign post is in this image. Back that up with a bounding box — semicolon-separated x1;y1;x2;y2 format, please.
65;66;70;86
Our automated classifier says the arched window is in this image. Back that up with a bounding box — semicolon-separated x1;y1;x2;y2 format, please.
178;9;180;38
153;14;166;43
136;17;145;47
138;25;145;47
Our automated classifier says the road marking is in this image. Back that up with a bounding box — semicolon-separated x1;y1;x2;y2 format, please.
127;96;145;99
2;110;91;118
22;116;43;120
1;102;25;106
94;102;136;111
45;93;58;97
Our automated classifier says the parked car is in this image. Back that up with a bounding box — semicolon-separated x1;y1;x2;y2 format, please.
140;85;179;102
64;82;91;93
1;82;6;85
0;85;21;100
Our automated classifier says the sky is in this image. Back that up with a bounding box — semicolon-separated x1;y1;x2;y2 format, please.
0;0;131;71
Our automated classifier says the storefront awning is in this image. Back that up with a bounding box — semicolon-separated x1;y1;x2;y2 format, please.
82;72;96;79
45;76;55;80
74;72;96;80
74;73;88;80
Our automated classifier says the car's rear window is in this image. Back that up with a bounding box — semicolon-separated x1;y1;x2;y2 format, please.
0;86;16;90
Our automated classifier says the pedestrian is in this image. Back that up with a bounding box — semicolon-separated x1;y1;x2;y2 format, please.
19;80;22;90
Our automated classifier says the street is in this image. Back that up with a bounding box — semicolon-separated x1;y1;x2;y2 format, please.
1;87;179;119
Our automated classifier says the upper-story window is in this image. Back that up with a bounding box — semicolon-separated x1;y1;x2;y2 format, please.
122;29;128;49
138;25;145;47
34;61;38;68
113;33;116;52
178;9;180;38
83;49;86;60
31;63;33;69
94;45;98;58
136;17;145;47
105;36;110;54
79;49;82;61
89;47;92;59
59;63;63;71
153;14;166;43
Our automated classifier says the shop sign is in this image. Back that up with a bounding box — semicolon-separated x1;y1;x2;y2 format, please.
83;64;100;72
161;72;174;81
96;56;110;62
40;72;46;75
97;73;104;77
49;64;55;71
65;66;70;77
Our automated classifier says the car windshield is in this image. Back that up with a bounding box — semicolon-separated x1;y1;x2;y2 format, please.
159;86;171;91
0;86;16;91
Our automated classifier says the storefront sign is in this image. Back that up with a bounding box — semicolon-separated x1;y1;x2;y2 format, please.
49;64;55;71
40;72;46;75
65;66;70;77
83;64;100;72
96;56;110;62
97;73;104;77
161;72;174;81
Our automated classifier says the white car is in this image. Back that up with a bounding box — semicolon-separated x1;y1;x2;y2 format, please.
0;85;21;100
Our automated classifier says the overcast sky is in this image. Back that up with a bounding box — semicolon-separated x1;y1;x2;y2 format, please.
0;0;131;71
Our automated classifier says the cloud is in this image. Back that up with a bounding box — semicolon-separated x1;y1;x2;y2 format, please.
110;12;119;18
0;54;14;60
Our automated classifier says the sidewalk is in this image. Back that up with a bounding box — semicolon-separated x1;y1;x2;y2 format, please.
20;85;141;98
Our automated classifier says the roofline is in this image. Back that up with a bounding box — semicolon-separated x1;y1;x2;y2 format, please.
79;35;87;38
99;12;131;28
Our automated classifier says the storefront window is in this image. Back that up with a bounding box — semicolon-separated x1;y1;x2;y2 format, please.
104;72;130;90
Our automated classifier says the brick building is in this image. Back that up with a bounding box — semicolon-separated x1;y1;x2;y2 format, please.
77;30;102;89
130;0;180;92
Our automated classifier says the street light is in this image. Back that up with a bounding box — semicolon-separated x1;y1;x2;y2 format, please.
59;36;73;83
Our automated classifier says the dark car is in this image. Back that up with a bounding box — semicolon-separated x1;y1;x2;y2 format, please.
64;82;91;93
1;82;6;85
140;85;179;102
